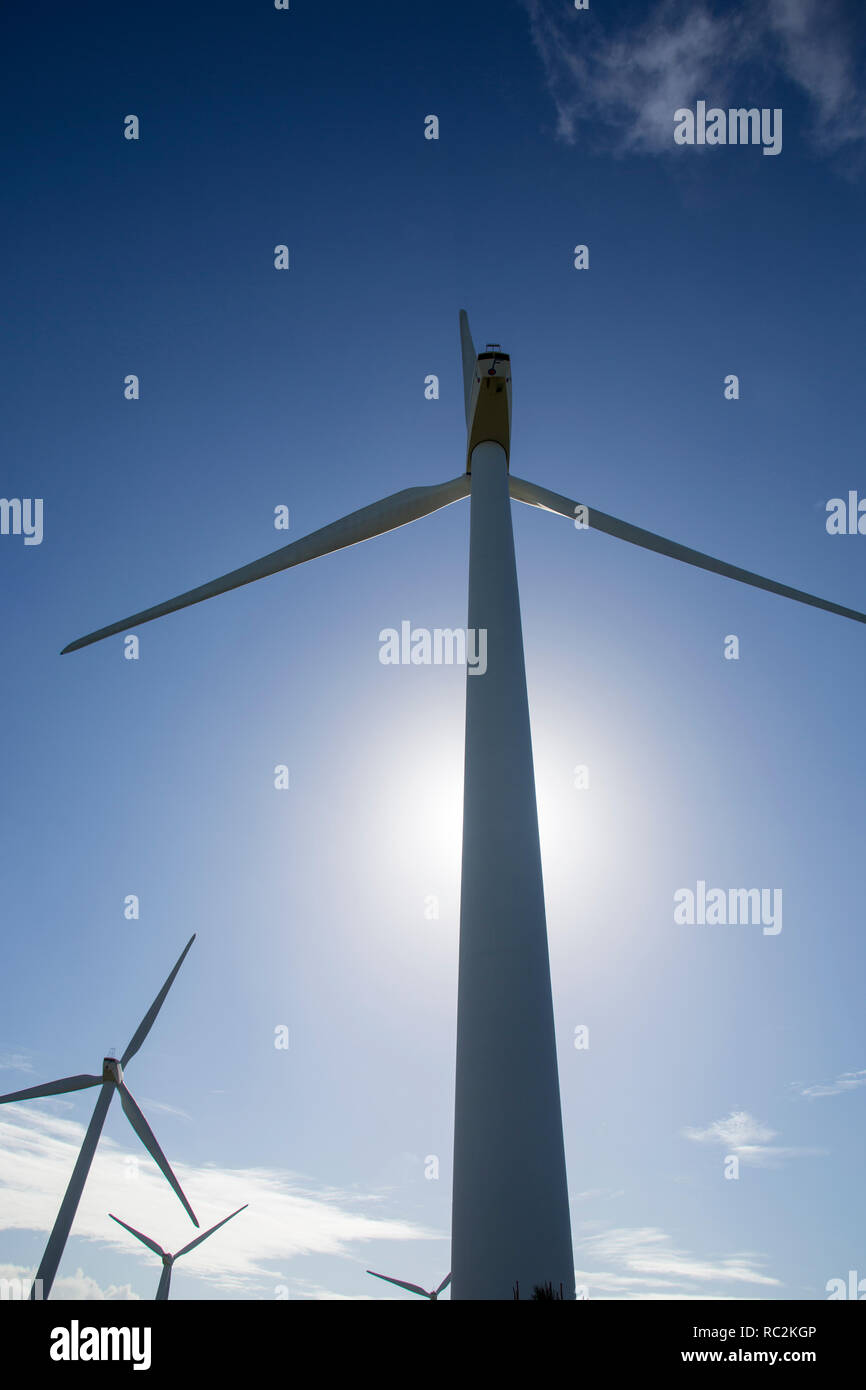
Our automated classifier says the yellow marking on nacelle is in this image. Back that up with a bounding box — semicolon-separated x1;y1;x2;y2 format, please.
466;353;512;470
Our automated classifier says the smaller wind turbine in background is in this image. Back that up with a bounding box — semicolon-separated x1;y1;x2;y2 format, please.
109;1204;248;1300
366;1268;451;1300
0;935;199;1299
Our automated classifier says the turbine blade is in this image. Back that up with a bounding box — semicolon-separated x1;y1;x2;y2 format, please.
121;935;196;1068
510;476;866;626
0;1074;101;1104
435;1272;452;1294
62;476;470;654
108;1213;165;1259
174;1203;248;1260
366;1269;430;1297
459;310;477;426
118;1083;198;1227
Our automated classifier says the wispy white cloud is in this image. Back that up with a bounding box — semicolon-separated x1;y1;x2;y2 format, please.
0;1107;439;1298
575;1225;780;1299
683;1109;825;1167
286;1279;374;1301
137;1098;192;1122
520;0;866;158
766;0;866;150
796;1068;866;1099
684;1110;775;1147
0;1053;34;1075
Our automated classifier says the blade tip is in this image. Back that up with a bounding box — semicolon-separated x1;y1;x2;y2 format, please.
62;633;98;654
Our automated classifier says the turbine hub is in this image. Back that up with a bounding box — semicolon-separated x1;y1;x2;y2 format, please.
102;1057;124;1085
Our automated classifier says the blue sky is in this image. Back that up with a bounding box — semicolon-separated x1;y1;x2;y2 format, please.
1;0;865;1299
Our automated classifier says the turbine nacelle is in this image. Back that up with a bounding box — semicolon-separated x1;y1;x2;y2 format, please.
460;312;511;471
102;1058;124;1085
466;349;511;469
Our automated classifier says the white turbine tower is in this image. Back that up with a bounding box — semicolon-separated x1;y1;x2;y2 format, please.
62;314;866;1299
0;935;199;1300
109;1204;248;1300
367;1269;451;1300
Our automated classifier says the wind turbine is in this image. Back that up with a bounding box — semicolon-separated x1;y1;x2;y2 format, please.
61;313;866;1299
0;935;198;1300
109;1204;248;1299
366;1268;451;1299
